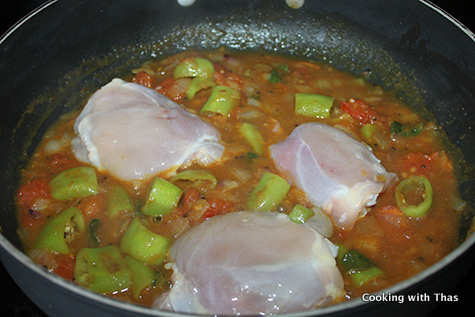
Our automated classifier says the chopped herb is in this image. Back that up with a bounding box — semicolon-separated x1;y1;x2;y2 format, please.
247;152;259;160
269;69;282;83
269;65;288;83
390;121;423;137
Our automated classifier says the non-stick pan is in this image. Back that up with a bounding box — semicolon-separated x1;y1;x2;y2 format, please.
0;1;474;316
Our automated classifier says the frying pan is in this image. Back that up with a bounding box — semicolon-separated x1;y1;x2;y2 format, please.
0;0;473;316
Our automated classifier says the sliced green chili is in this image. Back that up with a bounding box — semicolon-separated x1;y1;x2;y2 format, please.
339;249;384;286
170;170;217;190
125;255;157;298
143;177;183;218
173;57;214;79
295;93;334;118
247;172;290;211
34;207;85;254
200;85;240;116
349;266;384;286
74;245;131;294
119;218;170;267
106;185;134;218
239;123;265;155
50;166;98;201
88;218;101;247
289;204;315;224
360;123;379;142
341;249;373;272
390;121;423;137
335;243;349;263
395;175;433;218
186;77;216;100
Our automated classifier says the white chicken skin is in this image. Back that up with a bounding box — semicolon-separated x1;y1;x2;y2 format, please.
154;211;345;315
270;122;397;230
72;78;224;182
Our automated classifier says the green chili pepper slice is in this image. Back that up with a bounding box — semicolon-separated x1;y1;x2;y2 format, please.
186;77;216;100
201;86;241;116
88;218;101;247
349;266;384;286
50;166;98;201
289;204;315;224
360;123;378;142
396;175;433;218
106;185;134;218
143;177;183;218
295;93;335;118
34;207;85;254
338;248;384;286
119;218;170;267
341;249;373;272
247;172;290;212
125;256;157;298
74;245;131;294
239;123;265;155
174;57;214;79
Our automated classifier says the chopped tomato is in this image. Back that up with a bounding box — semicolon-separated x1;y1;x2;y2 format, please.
181;187;201;212
155;77;176;97
133;71;155;88
375;205;407;230
53;254;76;281
50;154;77;171
17;179;50;228
340;99;381;125
400;152;439;176
213;67;243;90
202;198;233;219
76;194;106;222
374;205;418;249
226;72;243;86
17;179;50;208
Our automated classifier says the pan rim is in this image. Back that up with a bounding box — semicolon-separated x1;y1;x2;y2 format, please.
0;0;473;316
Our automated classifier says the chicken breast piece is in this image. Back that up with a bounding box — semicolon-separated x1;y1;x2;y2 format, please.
154;211;344;315
270;123;397;229
72;78;224;181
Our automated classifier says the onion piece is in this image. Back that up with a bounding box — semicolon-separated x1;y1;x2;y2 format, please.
27;249;59;271
231;166;252;183
237;109;263;120
246;97;262;107
306;207;334;238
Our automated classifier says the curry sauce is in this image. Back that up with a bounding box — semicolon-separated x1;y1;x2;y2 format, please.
16;49;464;309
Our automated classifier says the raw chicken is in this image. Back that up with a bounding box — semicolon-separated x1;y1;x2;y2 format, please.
72;78;224;181
154;211;344;315
270;123;397;230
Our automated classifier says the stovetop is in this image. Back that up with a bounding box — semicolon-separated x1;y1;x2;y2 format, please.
0;1;473;316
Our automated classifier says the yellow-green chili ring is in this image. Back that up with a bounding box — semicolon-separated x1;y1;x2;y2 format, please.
239;123;265;155
395;175;433;217
201;85;240;116
170;170;218;189
289;204;315;224
173;57;214;79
